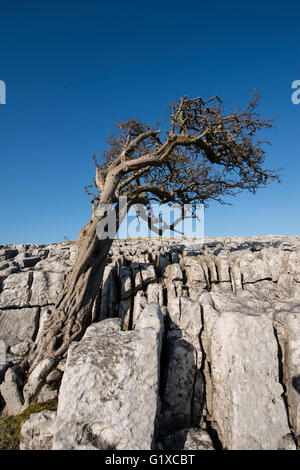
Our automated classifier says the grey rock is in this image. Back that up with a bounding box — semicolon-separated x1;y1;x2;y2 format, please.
130;262;143;291
99;265;117;320
53;304;164;450
0;272;31;308
20;411;56;450
34;307;51;344
214;257;231;283
30;271;65;306
0;308;39;347
210;291;253;314
0;339;6;368
1;236;300;450
240;254;272;284
147;283;164;305
56;359;67;372
132;291;147;327
202;310;291;450
165;263;183;282
46;369;63;385
183;258;208;286
199;291;215;307
159;297;204;433
37;384;58;403
278;434;297;450
0;367;24;415
10;340;31;356
119;266;132;299
140;263;156;286
23;358;57;408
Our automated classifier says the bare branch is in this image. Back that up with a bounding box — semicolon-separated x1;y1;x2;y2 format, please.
88;93;280;209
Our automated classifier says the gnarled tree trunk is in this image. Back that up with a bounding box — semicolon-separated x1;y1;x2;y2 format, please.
29;205;120;372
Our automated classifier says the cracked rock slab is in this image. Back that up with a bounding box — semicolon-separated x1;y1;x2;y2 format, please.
203;310;293;450
20;411;57;450
30;271;65;306
0;307;40;347
0;367;24;415
23;358;57;408
159;297;204;433
0;272;32;308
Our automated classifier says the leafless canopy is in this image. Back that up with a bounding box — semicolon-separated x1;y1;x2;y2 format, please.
86;92;279;216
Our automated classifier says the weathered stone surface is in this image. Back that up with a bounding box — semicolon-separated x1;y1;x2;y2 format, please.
147;283;164;305
159;297;204;434
0;272;31;308
240;254;272;284
10;341;32;356
167;296;202;345
0;367;24;415
37;384;58;403
210;291;251;314
202;310;293;450
0;308;39;347
30;271;65;306
99;265;117;320
20;411;56;450
46;369;63;384
278;433;297;450
165;263;183;282
1;236;300;450
130;262;143;291
183;258;208;286
131;290;147;327
0;340;6;367
139;263;156;286
199;291;215;307
23;358;57;408
53;304;164;450
214;257;231;283
34;307;51;344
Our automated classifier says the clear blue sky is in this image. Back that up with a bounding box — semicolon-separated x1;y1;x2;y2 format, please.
0;0;299;244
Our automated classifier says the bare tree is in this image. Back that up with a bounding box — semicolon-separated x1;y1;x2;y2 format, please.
29;93;279;372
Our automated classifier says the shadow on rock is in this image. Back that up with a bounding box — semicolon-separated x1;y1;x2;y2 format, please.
292;375;300;395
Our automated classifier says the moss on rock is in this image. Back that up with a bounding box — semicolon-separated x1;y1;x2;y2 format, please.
0;398;57;450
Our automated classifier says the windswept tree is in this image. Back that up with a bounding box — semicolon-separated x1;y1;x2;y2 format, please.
29;93;279;371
